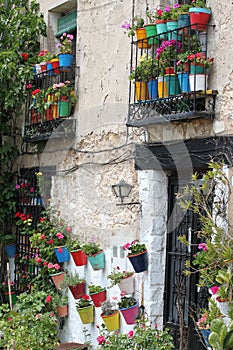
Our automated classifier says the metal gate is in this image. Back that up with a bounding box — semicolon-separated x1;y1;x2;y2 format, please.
164;175;209;350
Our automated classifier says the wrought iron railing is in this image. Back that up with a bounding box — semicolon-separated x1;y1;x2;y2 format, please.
24;66;76;142
127;24;217;127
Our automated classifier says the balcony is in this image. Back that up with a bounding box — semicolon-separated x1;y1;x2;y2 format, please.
24;66;76;143
127;24;217;128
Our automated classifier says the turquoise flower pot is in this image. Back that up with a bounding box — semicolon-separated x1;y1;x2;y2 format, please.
58;53;73;70
88;251;105;270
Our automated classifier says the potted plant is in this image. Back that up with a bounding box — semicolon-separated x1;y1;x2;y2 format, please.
123;240;148;273
56;32;74;69
60;272;86;299
122;16;150;49
177;3;192;33
82;240;105;270
52;293;69;318
163;4;182;41
2;232;16;258
129;55;150;101
107;266;135;294
76;294;94;324
189;0;212;31
69;239;87;266
52;81;74;118
47;263;65;290
100;299;120;331
118;295;139;325
187;52;214;91
88;284;106;307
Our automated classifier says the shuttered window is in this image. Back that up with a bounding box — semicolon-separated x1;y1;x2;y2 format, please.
56;11;77;38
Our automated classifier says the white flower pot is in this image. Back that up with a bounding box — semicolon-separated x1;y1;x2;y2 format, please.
189;74;208;91
118;275;135;295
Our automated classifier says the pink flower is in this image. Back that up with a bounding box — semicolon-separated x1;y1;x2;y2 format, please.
15;184;20;189
56;232;64;239
128;330;134;338
47;263;54;269
40;234;45;240
35;313;42;320
165;6;170;12
58;247;63;253
53;263;61;270
198;243;208;251
66;226;72;232
121;21;131;30
173;3;180;8
123;242;131;250
26;83;33;89
120;291;126;296
209;286;220;295
97;336;105;345
35;256;42;263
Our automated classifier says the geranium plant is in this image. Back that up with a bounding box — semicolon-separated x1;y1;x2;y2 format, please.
118;295;137;309
122;16;145;37
76;294;92;309
190;0;210;9
82;240;102;255
156;39;182;69
186;52;214;68
123;240;147;256
56;32;74;54
107;266;134;288
88;284;105;294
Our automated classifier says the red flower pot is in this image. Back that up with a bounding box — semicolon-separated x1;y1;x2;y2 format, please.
69;282;86;299
71;250;87;266
90;289;106;307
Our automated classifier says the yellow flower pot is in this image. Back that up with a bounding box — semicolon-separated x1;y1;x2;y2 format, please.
135;81;148;101
77;305;94;324
101;311;120;331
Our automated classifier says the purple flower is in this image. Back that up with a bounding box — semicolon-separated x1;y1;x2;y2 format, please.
165;6;170;12
173;3;180;8
122;21;131;30
209;286;220;295
198;243;208;251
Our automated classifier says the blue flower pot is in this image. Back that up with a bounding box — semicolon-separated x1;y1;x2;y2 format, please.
200;329;211;348
54;246;70;263
4;243;16;258
128;251;148;273
178;72;190;93
88;251;105;270
147;79;158;100
58;53;73;70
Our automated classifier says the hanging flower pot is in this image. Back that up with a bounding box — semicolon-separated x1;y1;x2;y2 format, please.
144;24;158;46
57;304;68;318
58;53;73;71
50;57;60;74
77;305;94;324
189;74;208;91
178;13;190;35
50;271;65;290
90;288;106;307
164;74;181;96
71;249;87;266
57;100;72;117
118;274;135;295
128;251;148;273
54;246;70;263
147;79;158;100
177;72;190;93
135;28;151;49
87;251;105;270
189;8;211;31
101;311;120;331
69;282;86;299
155;19;167;39
119;302;139;325
166;20;181;41
4;243;16;258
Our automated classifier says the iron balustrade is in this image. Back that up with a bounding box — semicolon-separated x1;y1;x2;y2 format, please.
127;24;217;127
24;66;76;142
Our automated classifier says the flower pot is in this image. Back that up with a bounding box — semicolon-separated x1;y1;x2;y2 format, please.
118;274;135;295
57;100;72;117
50;272;65;290
128;251;148;273
165;74;180;96
189;74;207;91
165;67;175;75
158;76;168;98
119;302;139;325
69;282;86;299
178;72;190;93
45;107;53;121
190;63;205;74
166;20;181;41
147;79;158;100
40;61;47;72
4;292;17;305
200;329;211;348
4;243;16;258
135;81;148;101
77;305;94;324
47;62;55;76
58;53;73;71
189;8;211;31
155;20;167;39
101;311;120;331
87;251;105;270
90;289;106;307
54;246;70;263
144;24;158;45
51;58;60;74
178;13;190;35
135;28;151;49
71;249;87;266
57;304;68;317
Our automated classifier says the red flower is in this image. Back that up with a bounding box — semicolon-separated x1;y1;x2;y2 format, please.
32;89;41;95
46;239;54;245
83;294;90;300
40;234;45;240
35;256;42;263
40;217;46;222
97;336;105;345
128;330;134;338
58;247;63;253
15;211;21;217
43;261;47;266
45;295;52;303
21;53;28;60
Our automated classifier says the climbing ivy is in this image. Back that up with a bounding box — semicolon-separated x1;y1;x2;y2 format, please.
0;0;47;228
